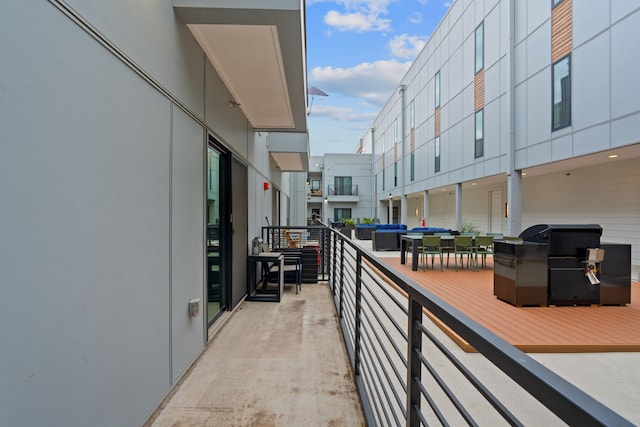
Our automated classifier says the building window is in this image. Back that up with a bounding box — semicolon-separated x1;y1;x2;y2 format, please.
552;0;564;7
475;22;484;74
552;55;571;130
393;119;398;144
334;208;352;222
382;170;385;191
394;162;398;187
475;110;484;158
334;176;353;195
435;136;441;172
410;153;415;181
435;71;440;108
410;100;415;129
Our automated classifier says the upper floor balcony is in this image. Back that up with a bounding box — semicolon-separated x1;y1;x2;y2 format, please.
148;224;637;426
327;184;359;202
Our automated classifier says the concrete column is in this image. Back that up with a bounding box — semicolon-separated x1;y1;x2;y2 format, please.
423;190;429;225
507;171;523;236
401;194;408;225
455;183;462;230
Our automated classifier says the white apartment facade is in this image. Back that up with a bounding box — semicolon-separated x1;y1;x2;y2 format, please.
0;1;309;426
361;0;640;268
306;154;374;225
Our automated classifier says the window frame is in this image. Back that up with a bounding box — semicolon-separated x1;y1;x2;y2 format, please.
552;54;571;131
475;22;484;74
474;110;484;159
334;208;352;222
435;71;441;108
410;100;415;129
435;136;441;173
410;153;415;181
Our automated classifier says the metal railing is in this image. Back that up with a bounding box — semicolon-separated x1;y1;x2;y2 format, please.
262;224;633;426
327;184;359;196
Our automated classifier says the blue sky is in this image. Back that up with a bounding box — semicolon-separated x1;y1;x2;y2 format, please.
306;0;452;156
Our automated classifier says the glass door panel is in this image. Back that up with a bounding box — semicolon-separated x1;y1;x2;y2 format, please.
207;145;224;324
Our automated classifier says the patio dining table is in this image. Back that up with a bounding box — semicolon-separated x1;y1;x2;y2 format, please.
400;235;424;271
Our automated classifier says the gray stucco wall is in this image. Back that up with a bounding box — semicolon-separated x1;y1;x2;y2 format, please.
0;1;280;426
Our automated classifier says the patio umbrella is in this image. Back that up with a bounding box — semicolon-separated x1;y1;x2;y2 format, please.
307;86;328;116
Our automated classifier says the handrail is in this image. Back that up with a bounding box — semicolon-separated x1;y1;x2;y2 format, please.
262;225;633;426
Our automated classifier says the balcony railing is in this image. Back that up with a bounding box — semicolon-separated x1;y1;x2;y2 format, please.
327;184;359;196
261;224;633;426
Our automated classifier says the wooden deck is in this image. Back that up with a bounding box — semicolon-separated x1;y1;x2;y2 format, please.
381;256;640;353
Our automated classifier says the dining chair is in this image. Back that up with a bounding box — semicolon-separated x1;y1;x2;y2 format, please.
453;235;476;271
421;235;443;271
434;232;453;266
474;235;494;268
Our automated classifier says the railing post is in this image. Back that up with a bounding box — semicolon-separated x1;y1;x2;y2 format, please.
332;232;338;296
354;252;362;375
339;238;345;319
407;298;422;427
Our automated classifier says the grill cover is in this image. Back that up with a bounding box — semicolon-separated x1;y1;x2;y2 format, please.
519;224;602;256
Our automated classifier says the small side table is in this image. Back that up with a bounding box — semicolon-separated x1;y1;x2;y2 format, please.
247;252;284;302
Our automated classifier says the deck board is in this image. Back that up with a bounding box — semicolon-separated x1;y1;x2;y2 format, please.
381;257;640;353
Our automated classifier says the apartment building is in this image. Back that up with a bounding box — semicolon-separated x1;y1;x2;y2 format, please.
361;0;640;269
306;154;374;225
0;1;308;426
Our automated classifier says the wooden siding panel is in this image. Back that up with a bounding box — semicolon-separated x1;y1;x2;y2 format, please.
474;70;484;111
411;129;415;152
435;107;441;137
552;0;572;62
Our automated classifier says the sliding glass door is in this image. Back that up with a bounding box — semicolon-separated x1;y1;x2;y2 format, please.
206;143;226;325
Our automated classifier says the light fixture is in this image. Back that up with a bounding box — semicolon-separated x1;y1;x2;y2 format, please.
389;193;392;199
415;208;419;217
609;154;619;159
228;100;241;108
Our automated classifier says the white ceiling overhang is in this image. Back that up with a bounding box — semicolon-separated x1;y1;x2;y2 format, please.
173;0;310;171
268;132;309;172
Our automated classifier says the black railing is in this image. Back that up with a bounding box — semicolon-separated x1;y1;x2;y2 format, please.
321;225;632;427
327;184;359;196
261;224;632;426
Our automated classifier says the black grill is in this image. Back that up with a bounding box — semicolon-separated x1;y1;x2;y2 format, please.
494;224;631;306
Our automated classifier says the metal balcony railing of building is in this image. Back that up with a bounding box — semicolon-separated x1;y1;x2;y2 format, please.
262;224;633;426
327;184;359;196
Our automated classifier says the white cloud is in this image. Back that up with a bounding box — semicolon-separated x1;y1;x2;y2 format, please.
309;105;379;122
417;0;429;4
408;12;422;24
310;59;411;105
322;0;396;32
387;33;428;59
444;1;452;7
324;10;391;32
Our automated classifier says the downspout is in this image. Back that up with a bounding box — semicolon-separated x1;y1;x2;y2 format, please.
399;84;407;226
506;0;522;235
371;127;377;221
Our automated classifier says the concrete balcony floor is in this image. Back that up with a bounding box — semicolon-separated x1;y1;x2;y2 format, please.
146;283;365;427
